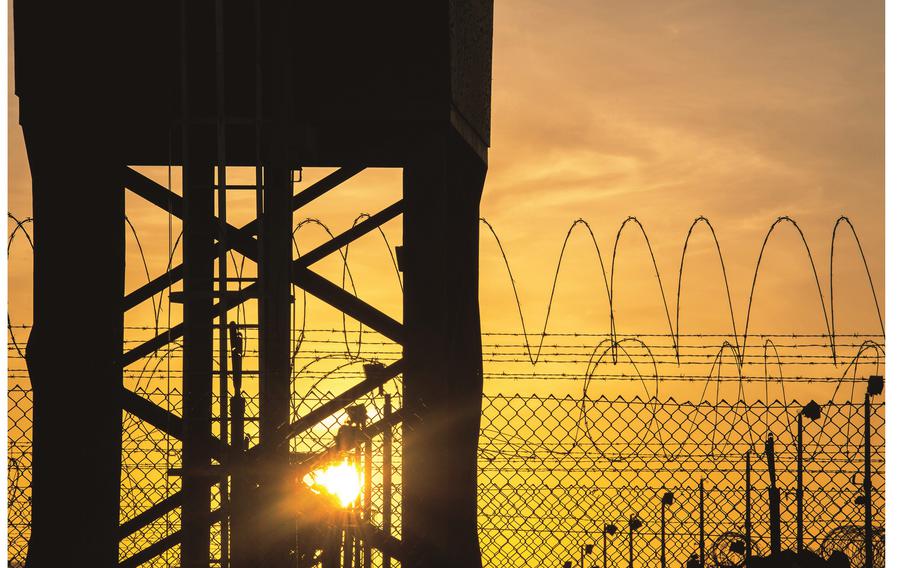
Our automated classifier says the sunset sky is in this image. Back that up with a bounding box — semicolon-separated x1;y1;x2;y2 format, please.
4;2;892;565
7;0;885;403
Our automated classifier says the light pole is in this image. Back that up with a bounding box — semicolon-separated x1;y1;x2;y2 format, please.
864;375;883;568
796;399;820;553
660;492;674;568
602;523;617;568
627;515;642;568
580;543;594;568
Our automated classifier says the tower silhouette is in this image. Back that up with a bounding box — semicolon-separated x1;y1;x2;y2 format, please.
14;2;492;567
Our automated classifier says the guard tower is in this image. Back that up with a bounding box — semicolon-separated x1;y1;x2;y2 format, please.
14;2;492;568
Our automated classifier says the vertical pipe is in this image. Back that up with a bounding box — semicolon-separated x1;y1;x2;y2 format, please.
745;452;752;562
343;511;353;568
382;394;393;568
766;434;781;556
627;520;633;568
354;440;363;568
325;511;342;568
214;1;229;565
230;393;247;564
796;413;804;553
230;322;252;568
602;526;608;568
698;480;705;567
864;393;873;568
364;437;373;568
580;544;584;568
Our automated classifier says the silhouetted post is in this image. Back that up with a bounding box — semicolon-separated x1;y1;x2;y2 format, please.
796;412;803;553
580;543;593;568
863;392;872;568
324;510;343;568
628;522;633;568
230;322;254;568
864;391;873;568
698;481;705;567
766;434;781;555
343;509;354;568
603;523;617;568
796;400;821;554
661;492;673;568
364;435;373;568
745;452;752;562
627;516;642;568
353;412;365;568
382;393;393;568
863;376;883;568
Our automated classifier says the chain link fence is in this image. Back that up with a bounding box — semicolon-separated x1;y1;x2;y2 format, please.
8;384;883;568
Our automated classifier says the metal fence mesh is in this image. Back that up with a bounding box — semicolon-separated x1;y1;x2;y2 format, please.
7;383;883;568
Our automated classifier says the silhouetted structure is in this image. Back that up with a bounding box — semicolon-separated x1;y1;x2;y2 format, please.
14;2;492;567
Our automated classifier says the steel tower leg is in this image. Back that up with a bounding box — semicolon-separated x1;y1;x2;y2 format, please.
401;129;486;568
255;0;294;563
182;156;216;568
23;125;124;568
256;162;293;567
179;1;217;565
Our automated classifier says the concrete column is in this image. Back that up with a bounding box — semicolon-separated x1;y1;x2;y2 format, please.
23;123;124;568
401;128;486;568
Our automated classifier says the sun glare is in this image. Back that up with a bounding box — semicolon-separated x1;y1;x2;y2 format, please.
309;462;362;507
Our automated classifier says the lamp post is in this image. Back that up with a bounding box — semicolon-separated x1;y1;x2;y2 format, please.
580;543;594;568
796;400;821;553
602;523;617;568
698;479;705;566
628;516;642;568
864;375;883;568
660;492;674;568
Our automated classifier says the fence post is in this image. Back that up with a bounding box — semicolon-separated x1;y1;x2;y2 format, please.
797;412;804;553
766;434;781;555
364;435;373;568
382;393;393;568
660;501;666;568
628;519;633;568
698;480;705;567
864;392;873;568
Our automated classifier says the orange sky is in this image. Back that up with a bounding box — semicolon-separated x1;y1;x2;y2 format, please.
7;0;885;403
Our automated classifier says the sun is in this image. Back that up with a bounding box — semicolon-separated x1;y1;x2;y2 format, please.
308;461;362;507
